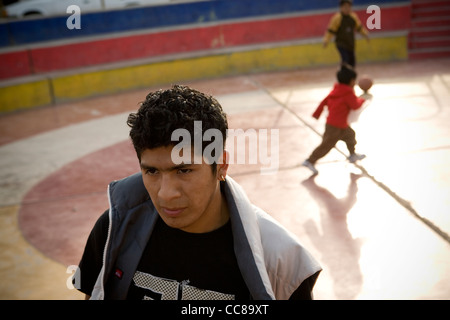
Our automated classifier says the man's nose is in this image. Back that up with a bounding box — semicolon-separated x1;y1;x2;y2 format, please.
158;173;182;202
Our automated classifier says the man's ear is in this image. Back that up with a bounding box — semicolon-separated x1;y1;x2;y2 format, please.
218;150;230;180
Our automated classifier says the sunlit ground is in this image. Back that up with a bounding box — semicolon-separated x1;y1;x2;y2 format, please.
1;62;449;300
267;70;450;299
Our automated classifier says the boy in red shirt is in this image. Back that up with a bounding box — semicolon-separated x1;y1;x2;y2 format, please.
302;66;366;174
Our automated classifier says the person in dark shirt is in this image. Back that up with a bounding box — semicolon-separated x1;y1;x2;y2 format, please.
323;0;370;68
75;85;322;300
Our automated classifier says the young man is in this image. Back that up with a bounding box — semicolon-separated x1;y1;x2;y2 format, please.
302;67;367;175
75;85;321;300
323;0;369;68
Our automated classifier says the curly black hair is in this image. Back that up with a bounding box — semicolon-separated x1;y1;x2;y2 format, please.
127;85;228;169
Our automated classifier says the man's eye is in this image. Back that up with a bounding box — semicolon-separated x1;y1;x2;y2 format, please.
177;168;192;174
145;168;158;175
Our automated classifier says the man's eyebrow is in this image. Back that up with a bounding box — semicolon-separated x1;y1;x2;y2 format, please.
140;163;192;171
140;163;156;170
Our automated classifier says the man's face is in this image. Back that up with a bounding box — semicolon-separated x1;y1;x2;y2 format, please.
140;146;228;233
340;3;352;15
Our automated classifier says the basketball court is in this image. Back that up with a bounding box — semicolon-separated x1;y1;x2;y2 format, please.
1;58;449;299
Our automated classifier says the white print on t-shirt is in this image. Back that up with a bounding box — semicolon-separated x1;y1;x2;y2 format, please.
133;271;235;300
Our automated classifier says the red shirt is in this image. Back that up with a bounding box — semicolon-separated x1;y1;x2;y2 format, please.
312;83;365;128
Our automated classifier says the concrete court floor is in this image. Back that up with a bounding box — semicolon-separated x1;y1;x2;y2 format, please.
0;58;449;300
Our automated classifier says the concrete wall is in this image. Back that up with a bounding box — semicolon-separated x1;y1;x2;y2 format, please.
0;0;411;112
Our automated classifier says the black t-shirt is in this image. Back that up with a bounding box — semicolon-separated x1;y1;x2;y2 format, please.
127;217;250;300
78;210;250;300
78;210;318;300
336;13;357;50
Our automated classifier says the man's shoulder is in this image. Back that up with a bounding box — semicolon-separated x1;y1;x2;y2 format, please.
252;206;322;299
253;206;302;249
109;172;144;196
350;11;361;20
254;206;320;266
109;172;150;210
329;12;343;25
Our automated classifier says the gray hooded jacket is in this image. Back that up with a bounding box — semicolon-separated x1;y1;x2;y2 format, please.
90;173;321;299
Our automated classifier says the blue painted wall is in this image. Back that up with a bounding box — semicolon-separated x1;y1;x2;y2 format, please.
0;0;409;47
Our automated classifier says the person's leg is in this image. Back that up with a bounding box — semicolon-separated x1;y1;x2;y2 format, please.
336;46;354;68
307;124;341;164
348;50;356;68
341;126;357;155
341;127;366;162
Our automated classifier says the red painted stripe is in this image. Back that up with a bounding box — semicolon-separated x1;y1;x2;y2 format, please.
412;1;450;10
0;50;32;80
30;26;223;73
222;14;326;46
1;5;410;79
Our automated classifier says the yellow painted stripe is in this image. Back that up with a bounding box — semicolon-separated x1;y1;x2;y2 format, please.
0;206;84;299
1;36;407;112
356;36;408;62
0;79;52;113
53;36;407;102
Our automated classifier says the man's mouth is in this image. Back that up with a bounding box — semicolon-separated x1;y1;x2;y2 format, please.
161;207;186;216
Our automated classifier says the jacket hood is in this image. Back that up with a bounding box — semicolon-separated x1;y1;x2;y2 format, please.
90;173;321;300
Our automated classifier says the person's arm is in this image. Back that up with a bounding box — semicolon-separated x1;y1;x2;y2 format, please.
323;13;342;47
75;210;110;298
352;12;369;41
348;93;365;111
312;97;328;119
